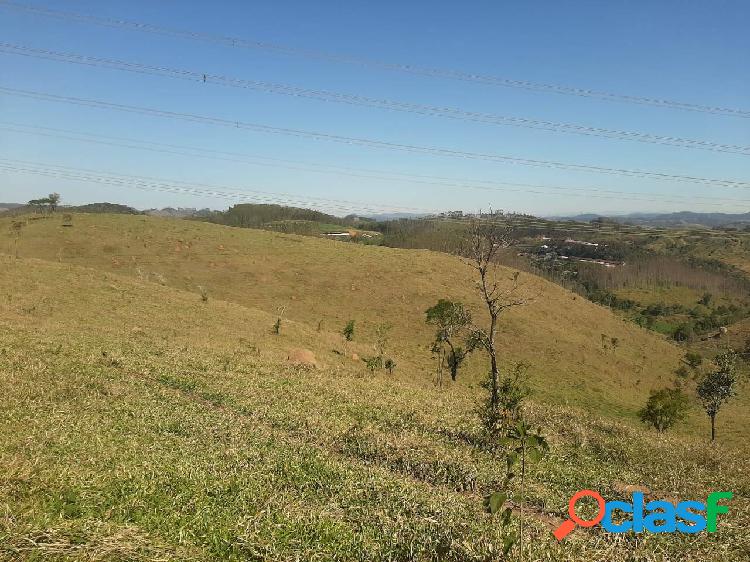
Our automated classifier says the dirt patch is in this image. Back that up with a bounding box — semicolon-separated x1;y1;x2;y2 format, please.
287;348;319;368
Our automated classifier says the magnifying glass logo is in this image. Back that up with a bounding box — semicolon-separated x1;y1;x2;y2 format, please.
553;490;606;541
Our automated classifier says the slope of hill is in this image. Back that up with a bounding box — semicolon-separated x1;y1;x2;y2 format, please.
2;212;748;444
1;256;747;561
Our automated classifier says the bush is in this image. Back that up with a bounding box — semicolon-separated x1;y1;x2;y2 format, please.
638;388;690;432
364;356;382;372
673;324;694;342
479;363;530;435
685;351;703;369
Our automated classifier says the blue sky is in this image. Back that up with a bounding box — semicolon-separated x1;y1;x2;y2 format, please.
0;0;748;216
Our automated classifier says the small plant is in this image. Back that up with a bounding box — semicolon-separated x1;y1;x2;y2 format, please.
675;365;690;380
374;322;392;357
485;491;515;557
342;320;355;341
384;358;396;374
364;356;382;373
273;305;286;335
480;363;531;436
685;351;703;369
638;387;690;432
492;421;549;561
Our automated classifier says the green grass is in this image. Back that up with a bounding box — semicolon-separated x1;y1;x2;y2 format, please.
1;214;748;560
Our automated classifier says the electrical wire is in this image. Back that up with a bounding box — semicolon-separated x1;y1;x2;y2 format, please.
2;122;749;208
2;86;749;190
2;42;747;155
1;0;746;118
2;158;748;238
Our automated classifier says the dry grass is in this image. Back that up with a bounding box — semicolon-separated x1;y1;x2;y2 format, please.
0;214;748;560
0;214;702;420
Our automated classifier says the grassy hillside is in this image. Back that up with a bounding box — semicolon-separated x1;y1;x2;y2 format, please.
1;213;698;420
1;257;748;561
2;212;748;442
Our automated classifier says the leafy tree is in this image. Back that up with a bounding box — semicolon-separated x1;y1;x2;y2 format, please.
48;192;61;212
638;387;690;432
28;193;61;213
697;351;740;441
342;320;355;341
425;299;472;381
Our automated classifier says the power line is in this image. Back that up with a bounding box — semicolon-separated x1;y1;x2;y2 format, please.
2;158;747;239
3;122;749;209
0;158;435;216
2;86;749;191
2;42;748;156
1;0;747;119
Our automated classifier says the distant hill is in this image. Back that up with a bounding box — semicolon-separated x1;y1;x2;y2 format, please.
145;207;213;218
71;202;143;215
551;211;750;229
199;203;353;229
0;202;24;212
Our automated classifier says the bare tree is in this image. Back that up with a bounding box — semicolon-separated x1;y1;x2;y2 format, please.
461;217;533;429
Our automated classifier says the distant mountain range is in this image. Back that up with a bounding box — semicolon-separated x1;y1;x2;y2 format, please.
0;203;24;212
549;212;750;229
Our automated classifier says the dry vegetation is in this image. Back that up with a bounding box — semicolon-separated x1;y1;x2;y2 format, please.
1;213;748;560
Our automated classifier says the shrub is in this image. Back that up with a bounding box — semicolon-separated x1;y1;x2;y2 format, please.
685;351;703;369
364;356;383;372
673;324;694;342
638;388;690;432
342;320;355;341
480;363;531;435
